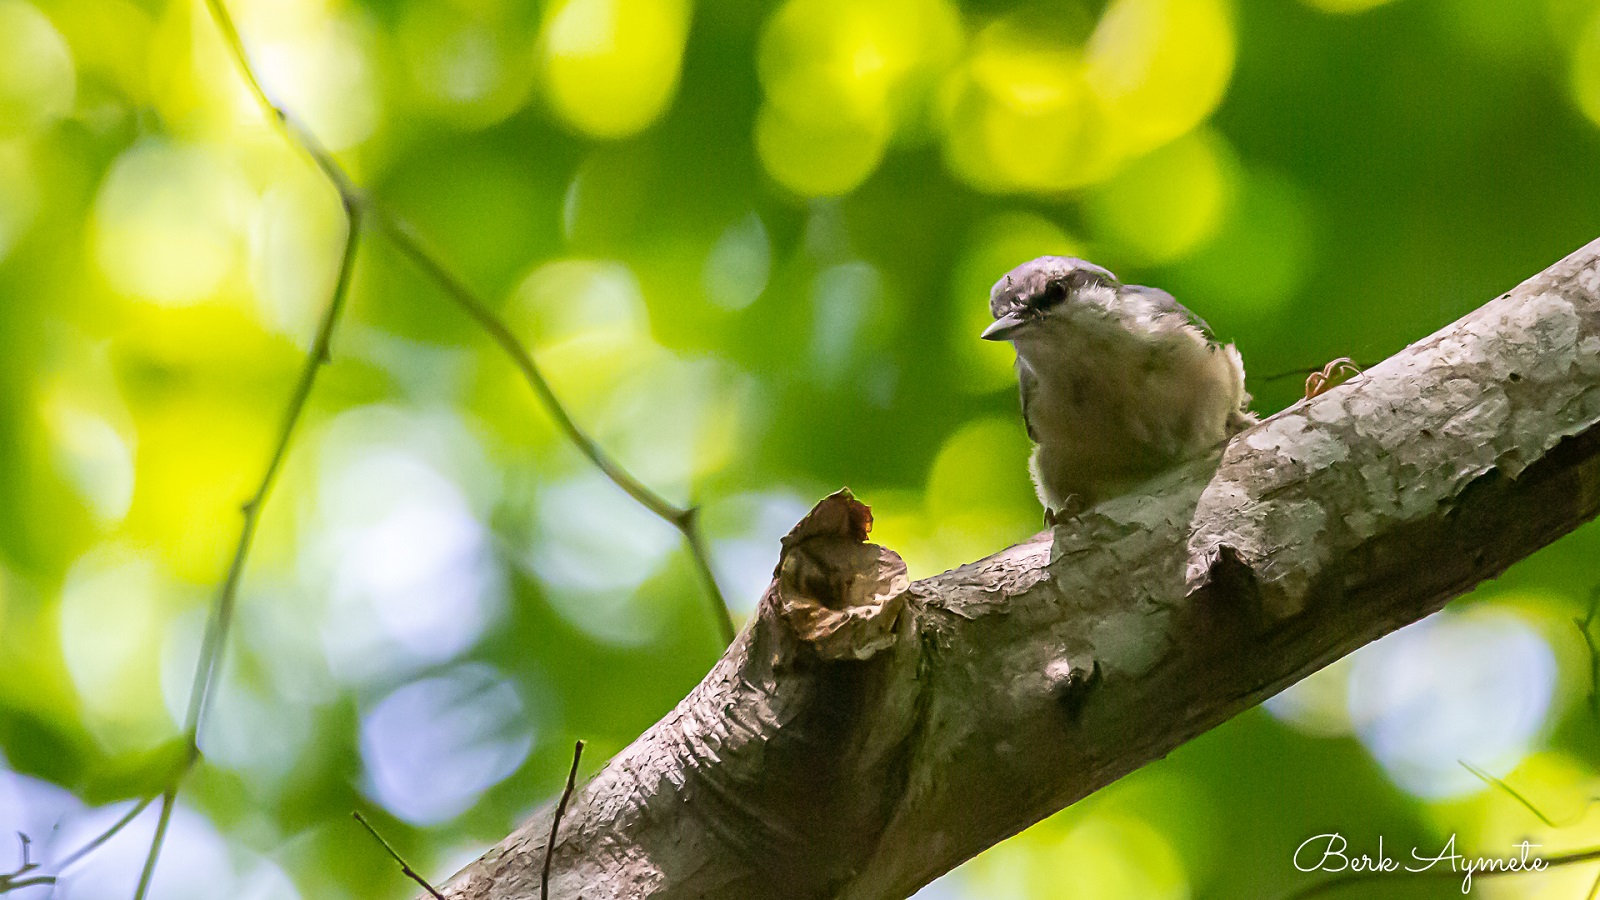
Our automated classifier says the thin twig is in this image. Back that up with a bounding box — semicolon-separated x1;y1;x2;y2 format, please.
200;0;736;646
1459;759;1600;828
543;740;586;900
1576;585;1600;724
0;833;53;894
9;834;35;880
0;796;160;895
120;0;741;889
179;206;363;750
352;812;446;900
131;790;177;900
129;196;365;894
1283;844;1600;899
679;508;730;642
372;163;733;643
372;217;680;526
54;795;157;872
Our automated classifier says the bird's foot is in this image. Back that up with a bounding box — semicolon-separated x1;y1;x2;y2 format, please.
1044;494;1088;528
1304;357;1362;400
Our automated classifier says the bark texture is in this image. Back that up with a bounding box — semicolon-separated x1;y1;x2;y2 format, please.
435;237;1600;900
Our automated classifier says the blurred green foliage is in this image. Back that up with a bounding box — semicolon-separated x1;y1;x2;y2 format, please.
3;0;1600;897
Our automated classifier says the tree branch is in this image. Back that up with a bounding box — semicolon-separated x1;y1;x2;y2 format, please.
542;741;585;900
430;237;1600;900
132;205;364;900
353;811;447;900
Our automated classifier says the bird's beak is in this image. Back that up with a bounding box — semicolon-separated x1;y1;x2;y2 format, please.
981;312;1027;341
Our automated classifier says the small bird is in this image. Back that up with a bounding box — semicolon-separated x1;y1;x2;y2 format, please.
982;256;1254;521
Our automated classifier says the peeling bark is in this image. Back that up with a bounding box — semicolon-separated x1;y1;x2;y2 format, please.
434;238;1600;900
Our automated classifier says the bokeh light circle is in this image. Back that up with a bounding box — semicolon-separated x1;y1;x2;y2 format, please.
1082;128;1238;265
756;0;962;196
92;140;251;306
529;471;679;646
758;0;962;130
756;101;891;198
0;0;75;139
359;663;534;825
397;0;538;127
1162;168;1316;316
703;212;773;311
310;405;506;685
962;812;1189;899
939;9;1120;194
1085;0;1235;156
1347;609;1557;799
1571;6;1600;130
540;0;692;138
58;547;177;742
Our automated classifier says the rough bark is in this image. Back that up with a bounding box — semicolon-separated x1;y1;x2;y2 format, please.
434;237;1600;900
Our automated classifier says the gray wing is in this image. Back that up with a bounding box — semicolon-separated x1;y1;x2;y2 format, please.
1123;284;1218;345
1017;359;1039;443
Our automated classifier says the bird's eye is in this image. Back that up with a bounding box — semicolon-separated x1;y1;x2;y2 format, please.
1039;280;1069;307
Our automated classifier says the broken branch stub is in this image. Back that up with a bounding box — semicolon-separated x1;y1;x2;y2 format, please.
771;488;910;660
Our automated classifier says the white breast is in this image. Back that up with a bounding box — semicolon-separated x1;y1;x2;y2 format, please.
1015;313;1246;509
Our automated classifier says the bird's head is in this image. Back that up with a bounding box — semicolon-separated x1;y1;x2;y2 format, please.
981;256;1121;343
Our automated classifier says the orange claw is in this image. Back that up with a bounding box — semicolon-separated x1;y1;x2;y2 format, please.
1305;357;1362;400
